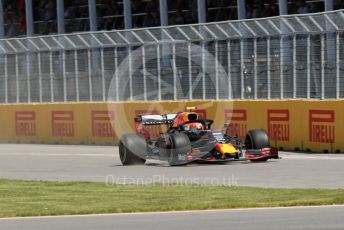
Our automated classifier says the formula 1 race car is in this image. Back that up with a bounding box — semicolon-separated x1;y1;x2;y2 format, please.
119;107;279;166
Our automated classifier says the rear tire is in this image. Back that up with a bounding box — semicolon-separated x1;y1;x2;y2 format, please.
119;134;147;165
245;129;270;149
167;133;191;166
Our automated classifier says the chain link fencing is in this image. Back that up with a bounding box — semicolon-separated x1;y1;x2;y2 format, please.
0;10;344;103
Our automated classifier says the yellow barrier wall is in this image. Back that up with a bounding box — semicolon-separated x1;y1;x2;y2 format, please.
0;100;343;152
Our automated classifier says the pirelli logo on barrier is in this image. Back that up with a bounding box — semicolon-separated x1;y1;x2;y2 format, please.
224;109;247;138
267;110;290;141
15;111;36;136
91;111;115;138
52;111;74;137
309;110;335;144
136;110;161;137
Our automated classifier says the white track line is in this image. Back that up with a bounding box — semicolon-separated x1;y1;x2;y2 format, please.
0;153;114;157
282;155;344;160
1;205;344;221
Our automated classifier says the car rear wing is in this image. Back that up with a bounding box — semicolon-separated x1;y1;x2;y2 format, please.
134;114;177;125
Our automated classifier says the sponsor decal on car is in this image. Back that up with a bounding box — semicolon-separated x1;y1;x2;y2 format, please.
135;110;161;138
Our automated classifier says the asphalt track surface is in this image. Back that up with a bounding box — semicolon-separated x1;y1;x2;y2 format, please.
0;144;344;188
1;205;344;230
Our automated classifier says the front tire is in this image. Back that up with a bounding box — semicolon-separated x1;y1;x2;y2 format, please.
119;134;147;165
245;129;271;163
167;133;191;166
245;129;270;149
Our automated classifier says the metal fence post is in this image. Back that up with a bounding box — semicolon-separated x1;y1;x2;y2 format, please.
237;0;246;20
325;0;335;62
49;52;54;102
188;42;192;100
197;0;206;23
172;42;177;100
215;40;219;100
307;35;311;99
62;51;67;102
227;40;232;100
4;54;7;103
38;52;42;102
160;0;170;71
202;42;206;100
142;45;147;101
88;0;97;31
0;0;4;38
238;0;246;99
57;0;65;34
88;0;99;92
88;49;93;101
279;37;284;99
336;32;340;99
100;48;106;101
253;38;258;99
160;0;168;26
114;47;119;101
74;50;80;102
157;44;162;101
15;55;19;103
293;35;297;98
240;39;244;99
128;46;133;100
123;0;132;29
321;34;325;99
325;0;333;11
267;37;271;99
278;0;288;15
25;0;34;36
26;53;31;103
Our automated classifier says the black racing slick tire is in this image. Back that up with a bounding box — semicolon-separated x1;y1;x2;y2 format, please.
167;133;191;166
245;129;270;149
119;134;147;166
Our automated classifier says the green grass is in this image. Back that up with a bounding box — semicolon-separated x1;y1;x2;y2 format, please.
0;179;344;218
